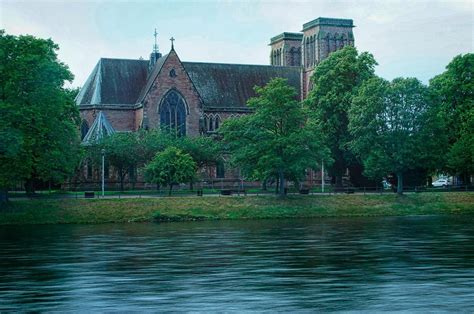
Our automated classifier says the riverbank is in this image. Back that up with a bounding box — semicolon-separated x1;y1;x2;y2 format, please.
1;192;473;225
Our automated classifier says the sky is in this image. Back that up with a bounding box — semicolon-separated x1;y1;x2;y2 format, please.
1;0;473;87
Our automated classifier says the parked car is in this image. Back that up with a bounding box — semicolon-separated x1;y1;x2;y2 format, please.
432;178;450;188
382;179;392;190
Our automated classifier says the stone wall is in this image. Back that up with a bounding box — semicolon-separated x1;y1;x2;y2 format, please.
141;50;203;137
80;108;138;132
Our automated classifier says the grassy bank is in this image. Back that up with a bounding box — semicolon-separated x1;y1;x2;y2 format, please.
1;192;473;225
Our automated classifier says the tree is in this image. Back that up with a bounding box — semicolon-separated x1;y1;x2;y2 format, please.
220;78;331;196
144;147;196;195
306;46;377;188
96;132;140;191
136;129;175;165
349;77;446;194
177;136;222;169
0;31;81;200
429;53;473;184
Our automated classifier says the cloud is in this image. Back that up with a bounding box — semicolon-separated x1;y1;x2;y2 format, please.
1;0;472;86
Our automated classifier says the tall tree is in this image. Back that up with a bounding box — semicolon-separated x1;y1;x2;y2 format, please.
144;147;196;196
97;132;140;191
0;31;81;200
220;78;331;196
137;129;222;171
177;136;222;169
349;77;446;194
429;53;473;184
306;46;377;187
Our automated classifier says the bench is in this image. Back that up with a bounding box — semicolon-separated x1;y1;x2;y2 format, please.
84;191;95;198
220;189;246;196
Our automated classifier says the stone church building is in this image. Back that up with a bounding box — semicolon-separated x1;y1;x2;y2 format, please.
77;17;354;184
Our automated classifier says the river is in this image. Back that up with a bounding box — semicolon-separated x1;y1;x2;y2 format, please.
1;216;473;311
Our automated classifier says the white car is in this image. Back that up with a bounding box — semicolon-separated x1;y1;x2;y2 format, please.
432;178;450;188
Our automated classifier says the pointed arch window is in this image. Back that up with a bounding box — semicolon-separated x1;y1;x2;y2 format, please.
159;90;187;136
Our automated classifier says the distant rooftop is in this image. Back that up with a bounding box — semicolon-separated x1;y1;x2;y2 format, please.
302;17;354;31
270;32;303;45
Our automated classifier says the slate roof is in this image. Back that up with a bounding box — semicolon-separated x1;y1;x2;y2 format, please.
76;58;149;106
77;56;302;110
182;62;301;109
81;111;116;145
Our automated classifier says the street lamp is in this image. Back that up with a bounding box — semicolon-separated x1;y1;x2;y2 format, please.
101;149;105;197
321;160;325;193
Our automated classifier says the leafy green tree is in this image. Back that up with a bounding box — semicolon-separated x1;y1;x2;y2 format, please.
177;136;222;169
137;129;222;186
136;129;175;165
96;132;140;191
144;147;196;195
306;46;377;187
429;53;473;184
220;78;331;196
349;77;446;194
0;31;81;200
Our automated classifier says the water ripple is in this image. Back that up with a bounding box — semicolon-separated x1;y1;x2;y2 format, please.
1;216;474;311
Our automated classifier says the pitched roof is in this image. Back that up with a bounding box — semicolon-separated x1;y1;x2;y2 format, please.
77;55;302;110
182;62;301;109
81;111;116;145
76;58;149;106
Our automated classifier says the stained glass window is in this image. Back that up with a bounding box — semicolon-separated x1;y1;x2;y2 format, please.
160;90;187;136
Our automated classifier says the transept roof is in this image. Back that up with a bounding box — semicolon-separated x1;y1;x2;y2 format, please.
81;111;116;145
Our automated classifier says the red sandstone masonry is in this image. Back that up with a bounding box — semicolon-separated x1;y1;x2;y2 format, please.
80;109;136;132
142;50;203;137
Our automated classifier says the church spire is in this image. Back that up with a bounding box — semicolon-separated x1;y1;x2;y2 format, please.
153;28;159;53
149;28;162;71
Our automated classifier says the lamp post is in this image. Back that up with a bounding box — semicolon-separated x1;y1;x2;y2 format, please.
101;149;105;197
321;160;325;193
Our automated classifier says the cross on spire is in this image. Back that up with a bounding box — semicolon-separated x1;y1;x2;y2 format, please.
153;28;159;53
170;37;175;50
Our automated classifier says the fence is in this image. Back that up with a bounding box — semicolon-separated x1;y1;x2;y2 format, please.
7;179;474;200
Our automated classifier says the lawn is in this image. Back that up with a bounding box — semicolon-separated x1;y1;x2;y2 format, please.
1;192;473;225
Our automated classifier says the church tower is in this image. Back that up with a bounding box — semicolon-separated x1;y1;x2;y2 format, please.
149;28;162;71
269;32;303;66
301;17;354;69
301;17;354;97
269;18;354;97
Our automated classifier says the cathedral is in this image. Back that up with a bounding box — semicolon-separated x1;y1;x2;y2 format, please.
77;17;354;182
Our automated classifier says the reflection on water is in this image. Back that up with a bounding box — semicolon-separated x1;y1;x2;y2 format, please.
1;216;474;311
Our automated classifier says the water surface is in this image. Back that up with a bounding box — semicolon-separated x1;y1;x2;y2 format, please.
1;216;474;311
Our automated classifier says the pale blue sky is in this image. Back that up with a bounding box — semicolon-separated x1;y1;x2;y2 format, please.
1;0;473;87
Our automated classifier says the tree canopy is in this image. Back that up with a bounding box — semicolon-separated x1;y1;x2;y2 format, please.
144;147;196;195
429;53;473;184
220;78;331;196
85;129;222;191
349;77;446;194
306;46;377;187
0;31;81;197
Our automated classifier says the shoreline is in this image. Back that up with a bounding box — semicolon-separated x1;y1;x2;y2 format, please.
1;192;473;225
